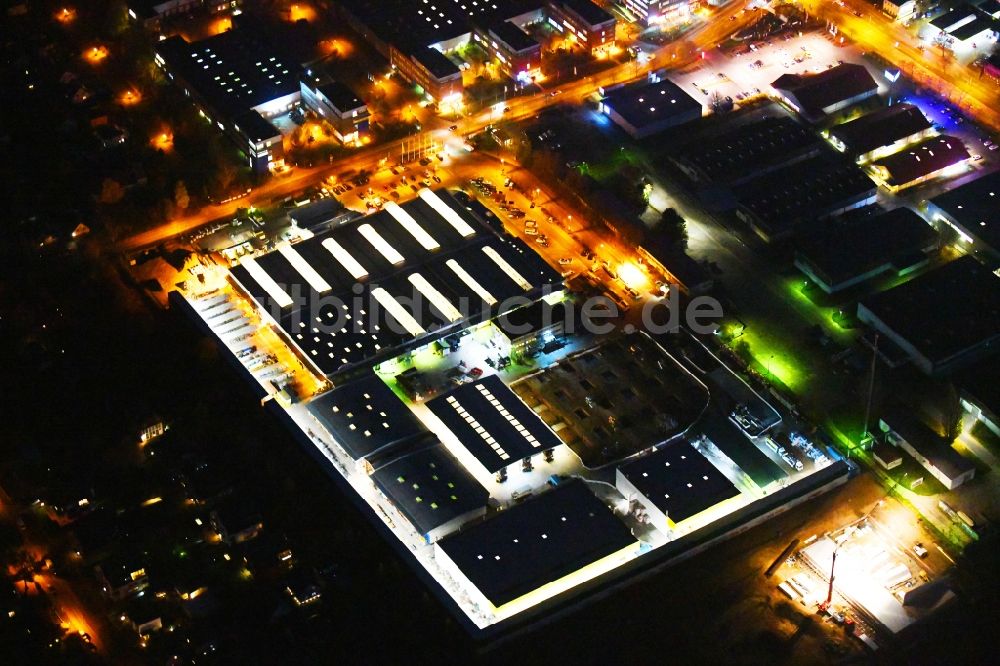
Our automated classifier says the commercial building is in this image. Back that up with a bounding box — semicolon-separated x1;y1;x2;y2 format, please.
924;169;1000;267
615;441;741;531
956;356;1000;438
857;256;1000;376
879;409;976;490
735;153;877;242
794;207;938;294
771;63;879;123
229;189;562;375
868;135;970;192
547;0;618;54
154;29;303;172
985;52;1000;82
922;4;998;49
126;0;239;31
370;442;489;543
671;115;822;185
427;375;565;477
826;103;934;163
287;198;358;233
308;372;431;464
299;78;369;144
336;0;541;102
434;481;638;614
871;441;903;470
619;0;691;27
479;21;542;80
882;0;917;22
493;299;568;358
600;77;702;138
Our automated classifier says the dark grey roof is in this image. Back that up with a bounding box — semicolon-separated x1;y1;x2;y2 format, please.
948;16;993;40
232;110;281;142
674;116;820;183
307;373;429;460
929;169;1000;251
427;375;563;472
229;189;563;375
553;0;617;27
435;481;635;607
494;300;567;339
771;64;878;118
155;31;301;117
860;256;1000;365
316;81;364;112
736;153;876;237
603;78;702;130
488;21;539;53
339;0;539;52
880;407;976;480
828;103;932;155
370;442;487;538
415;47;461;79
289;199;348;229
870;135;969;187
795;207;937;288
618;441;740;524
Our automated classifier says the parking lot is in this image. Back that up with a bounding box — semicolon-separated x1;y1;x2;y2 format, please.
671;31;885;113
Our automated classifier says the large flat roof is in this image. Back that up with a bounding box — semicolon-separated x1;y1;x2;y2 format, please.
828;103;932;156
435;481;635;607
860;256;1000;366
229;190;562;375
340;0;537;52
880;407;976;480
618;441;740;525
602;78;702;130
427;374;563;473
552;0;617;27
155;30;301;117
673;116;820;183
871;135;969;187
370;442;488;538
488;21;540;53
795;207;937;288
736;153;875;236
771;63;878;119
929;169;1000;250
307;372;429;460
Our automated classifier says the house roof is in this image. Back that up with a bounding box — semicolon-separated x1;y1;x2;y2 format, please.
880;407;975;480
929;168;1000;252
828;103;932;156
771;63;878;119
871;135;969;187
435;481;635;607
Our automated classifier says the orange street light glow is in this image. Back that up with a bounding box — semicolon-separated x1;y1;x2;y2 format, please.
56;7;76;24
152;131;174;151
618;262;649;290
120;89;141;106
84;45;109;64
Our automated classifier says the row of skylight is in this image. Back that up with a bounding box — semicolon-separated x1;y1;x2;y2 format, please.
475;383;541;449
446;395;510;461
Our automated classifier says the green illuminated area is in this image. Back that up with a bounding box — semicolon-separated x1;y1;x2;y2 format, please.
727;329;807;396
785;275;858;341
